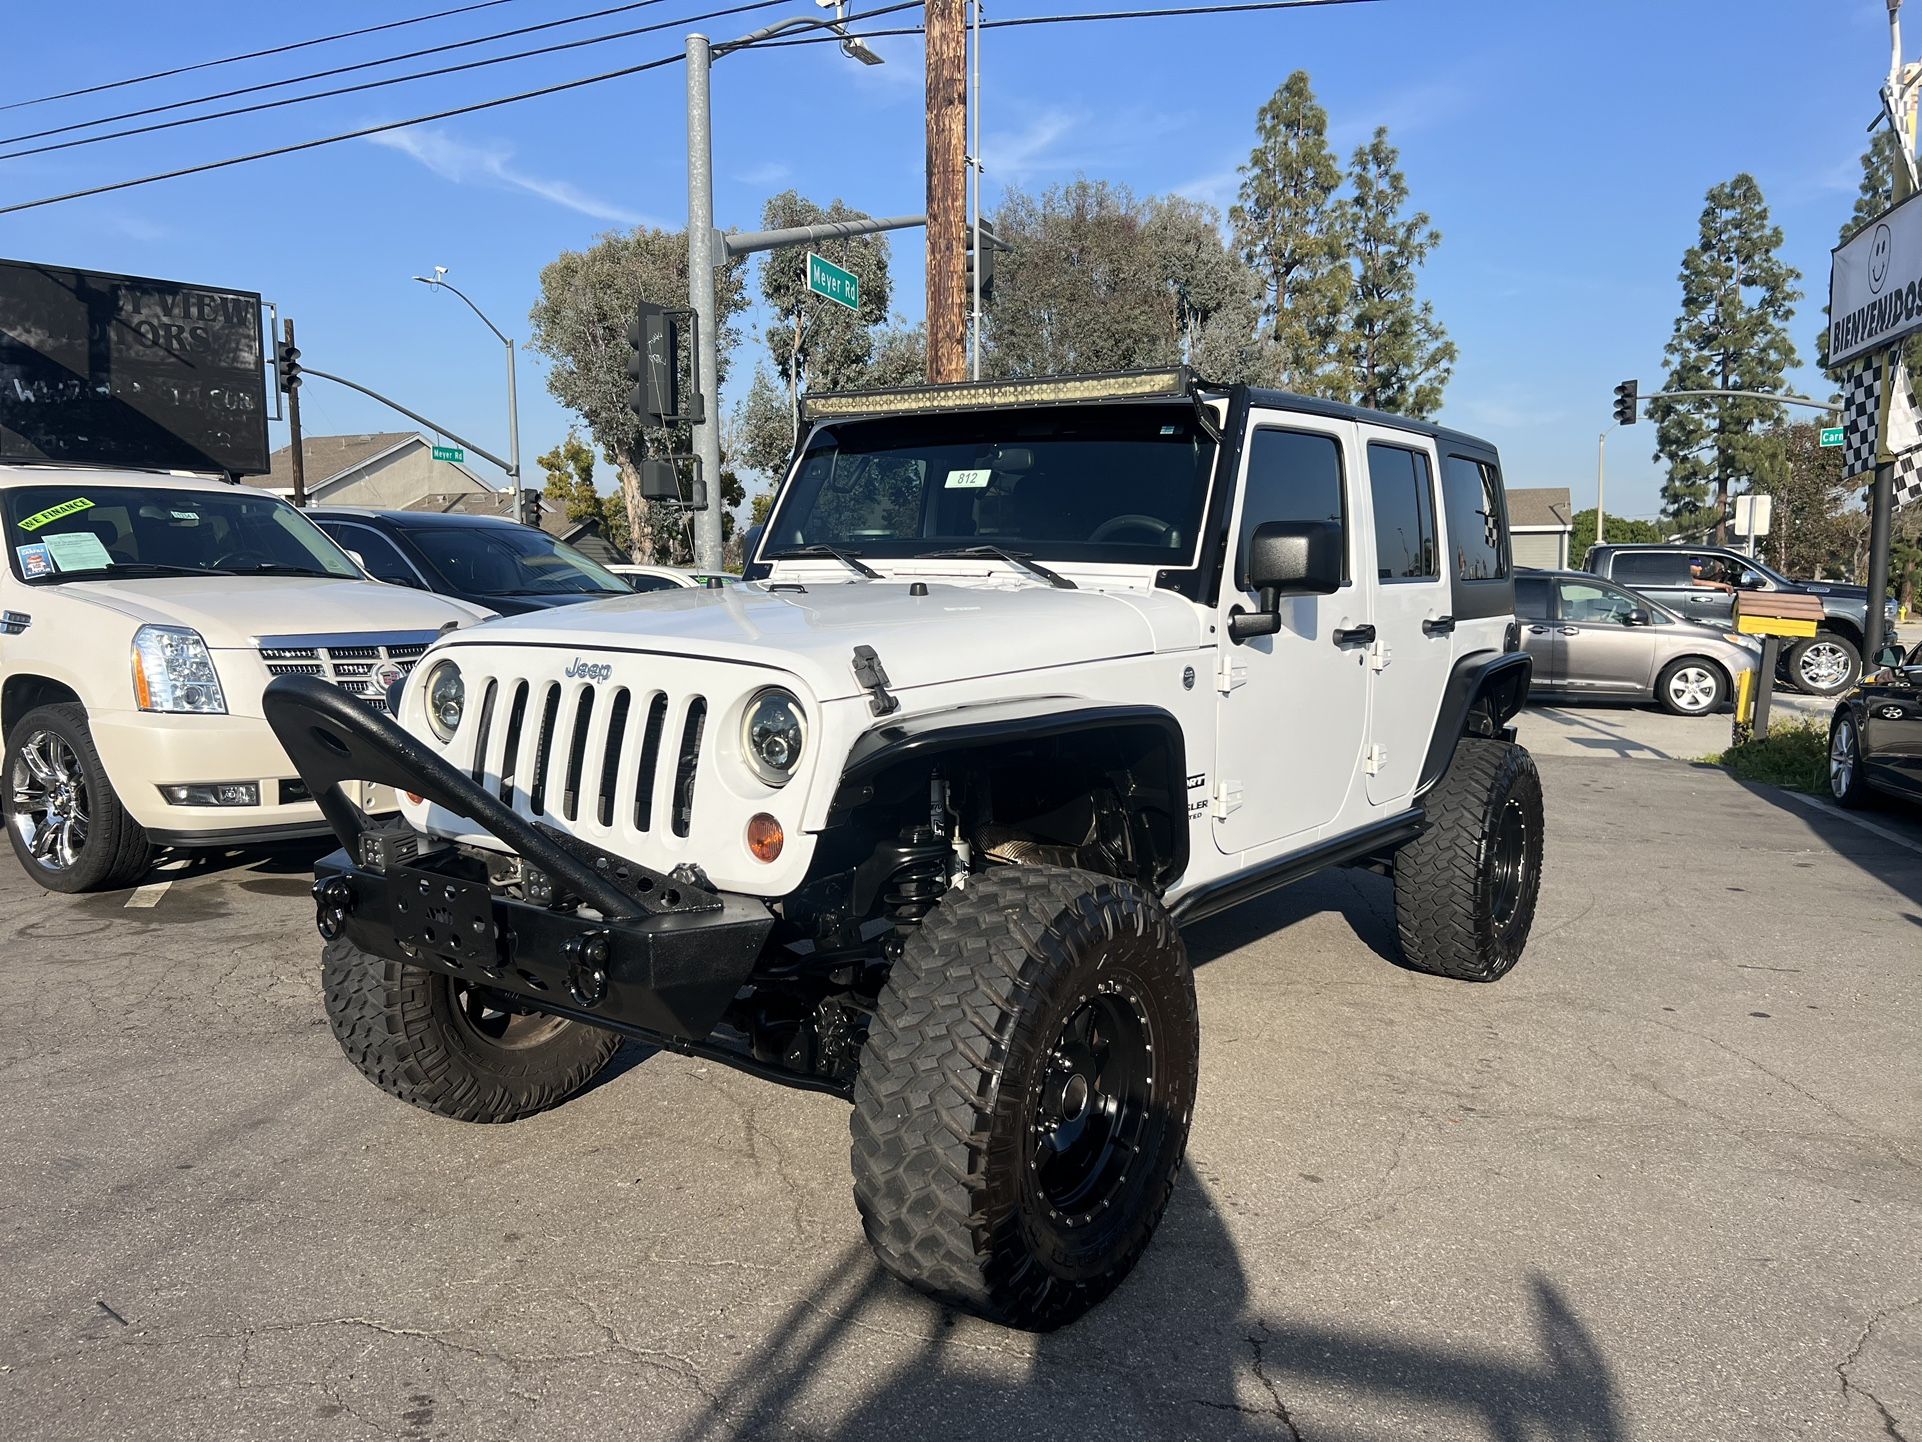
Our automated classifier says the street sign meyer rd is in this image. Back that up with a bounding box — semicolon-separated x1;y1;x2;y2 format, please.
806;252;859;312
1820;426;1844;447
432;445;464;462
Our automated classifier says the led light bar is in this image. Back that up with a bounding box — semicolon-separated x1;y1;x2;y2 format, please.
803;367;1195;420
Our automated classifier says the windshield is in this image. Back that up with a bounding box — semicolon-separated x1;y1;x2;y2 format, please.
764;403;1217;566
4;483;361;583
408;524;628;597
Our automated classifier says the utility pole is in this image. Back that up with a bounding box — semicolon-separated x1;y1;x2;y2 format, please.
925;0;968;382
282;317;306;509
1867;1;1918;657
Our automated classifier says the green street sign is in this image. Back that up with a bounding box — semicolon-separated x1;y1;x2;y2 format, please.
1819;427;1845;448
806;252;859;312
431;445;464;463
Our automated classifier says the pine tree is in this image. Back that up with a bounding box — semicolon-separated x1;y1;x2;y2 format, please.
1337;128;1455;417
1230;71;1348;392
1650;174;1801;535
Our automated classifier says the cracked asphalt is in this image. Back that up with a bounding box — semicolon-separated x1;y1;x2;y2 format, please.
2;753;1918;1441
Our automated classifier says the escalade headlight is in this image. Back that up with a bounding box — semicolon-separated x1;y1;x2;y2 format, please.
131;625;227;714
743;688;805;786
424;660;465;741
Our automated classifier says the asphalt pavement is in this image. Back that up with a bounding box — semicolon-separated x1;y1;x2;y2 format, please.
2;752;1918;1441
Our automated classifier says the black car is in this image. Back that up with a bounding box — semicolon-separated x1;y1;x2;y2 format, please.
310;509;632;616
1829;640;1922;808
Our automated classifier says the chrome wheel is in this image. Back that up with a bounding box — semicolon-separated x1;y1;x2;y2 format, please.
1830;719;1857;799
1798;641;1853;693
1667;664;1719;714
8;729;89;873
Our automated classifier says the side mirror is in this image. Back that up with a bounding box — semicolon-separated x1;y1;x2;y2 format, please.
1624;607;1650;626
1873;642;1907;668
1231;520;1342;642
345;549;368;570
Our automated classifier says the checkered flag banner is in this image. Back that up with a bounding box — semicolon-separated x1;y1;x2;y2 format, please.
1882;355;1922;510
1839;351;1881;484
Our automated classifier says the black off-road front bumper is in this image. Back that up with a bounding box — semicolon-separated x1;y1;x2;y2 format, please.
264;674;773;1043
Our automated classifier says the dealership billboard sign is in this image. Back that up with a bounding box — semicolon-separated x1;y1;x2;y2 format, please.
0;258;270;476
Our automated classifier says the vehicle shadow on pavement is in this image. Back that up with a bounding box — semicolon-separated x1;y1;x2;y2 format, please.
1183;866;1402;969
1723;777;1922;908
1526;705;1684;762
661;1179;1624;1442
147;838;335;886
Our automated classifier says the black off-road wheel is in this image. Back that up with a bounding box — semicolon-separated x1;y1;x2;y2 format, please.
4;703;151;894
1393;738;1544;982
322;936;621;1122
851;866;1199;1331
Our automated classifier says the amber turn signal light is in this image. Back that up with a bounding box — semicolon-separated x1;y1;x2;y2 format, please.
746;813;784;862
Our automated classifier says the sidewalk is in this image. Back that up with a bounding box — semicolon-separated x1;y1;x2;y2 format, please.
1512;690;1830;763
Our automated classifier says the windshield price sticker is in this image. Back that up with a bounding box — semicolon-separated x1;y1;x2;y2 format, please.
42;531;112;572
17;497;96;532
15;543;53;577
945;468;993;489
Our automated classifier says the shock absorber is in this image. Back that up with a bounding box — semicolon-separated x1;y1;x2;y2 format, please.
881;825;949;959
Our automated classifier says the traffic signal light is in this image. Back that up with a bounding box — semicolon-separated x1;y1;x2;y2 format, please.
1612;379;1638;426
276;339;301;394
964;219;997;303
627;302;679;428
517;487;543;529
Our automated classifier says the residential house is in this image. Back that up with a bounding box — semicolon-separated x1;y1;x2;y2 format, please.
265;432;495;509
1507;487;1575;570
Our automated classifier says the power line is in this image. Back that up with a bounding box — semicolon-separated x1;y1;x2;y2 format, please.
0;0;1348;218
0;0;529;115
0;0;792;163
0;1;925;220
733;0;1376;47
0;0;700;153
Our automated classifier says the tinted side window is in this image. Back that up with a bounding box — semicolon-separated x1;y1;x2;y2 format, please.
1610;552;1690;586
320;522;420;587
1366;443;1438;581
625;574;680;593
1514;574;1552;619
1439;455;1506;581
1238;428;1346;590
1557;580;1640;625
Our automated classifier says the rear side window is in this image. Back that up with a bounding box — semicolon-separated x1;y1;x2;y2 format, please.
1238;428;1346;590
1365;443;1438;581
1439;455;1506;581
1514;574;1552;619
1610;551;1691;586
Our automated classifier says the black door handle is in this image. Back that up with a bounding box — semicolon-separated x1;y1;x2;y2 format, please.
1527;624;1551;634
1422;615;1456;636
1333;624;1376;647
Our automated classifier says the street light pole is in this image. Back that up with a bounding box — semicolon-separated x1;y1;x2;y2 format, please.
412;271;522;496
685;10;886;570
1595;431;1606;551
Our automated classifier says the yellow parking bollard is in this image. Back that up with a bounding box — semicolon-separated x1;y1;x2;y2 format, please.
1731;666;1755;748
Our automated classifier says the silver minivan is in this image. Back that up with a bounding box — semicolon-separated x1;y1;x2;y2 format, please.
1515;570;1761;715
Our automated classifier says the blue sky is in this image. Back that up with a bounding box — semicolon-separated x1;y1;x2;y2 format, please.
0;0;1895;521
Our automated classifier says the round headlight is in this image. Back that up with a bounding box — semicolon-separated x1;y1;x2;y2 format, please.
743;688;805;786
424;660;465;742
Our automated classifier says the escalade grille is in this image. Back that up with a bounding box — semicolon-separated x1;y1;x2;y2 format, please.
461;676;708;836
258;632;437;714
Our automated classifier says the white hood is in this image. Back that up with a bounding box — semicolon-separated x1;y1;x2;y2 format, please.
65;574;487;646
444;578;1205;700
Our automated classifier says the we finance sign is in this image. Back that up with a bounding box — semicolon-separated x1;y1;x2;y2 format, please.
1831;190;1922;366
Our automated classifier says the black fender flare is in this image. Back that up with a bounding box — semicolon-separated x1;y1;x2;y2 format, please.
1417;650;1532;797
827;697;1190;884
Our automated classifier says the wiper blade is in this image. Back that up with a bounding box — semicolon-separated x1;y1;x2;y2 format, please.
232;563;337;577
769;544;880;579
48;561;213;578
923;546;1076;590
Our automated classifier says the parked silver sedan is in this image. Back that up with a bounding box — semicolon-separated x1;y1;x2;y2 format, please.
1515;570;1761;716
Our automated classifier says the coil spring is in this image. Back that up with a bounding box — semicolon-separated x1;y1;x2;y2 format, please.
882;827;948;957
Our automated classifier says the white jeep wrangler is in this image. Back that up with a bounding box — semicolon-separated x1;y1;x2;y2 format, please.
266;369;1541;1330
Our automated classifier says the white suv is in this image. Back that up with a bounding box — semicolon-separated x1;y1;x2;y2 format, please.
265;369;1541;1329
1;464;489;892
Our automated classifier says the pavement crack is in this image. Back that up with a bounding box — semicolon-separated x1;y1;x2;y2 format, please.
1837;1297;1921;1442
1245;1321;1305;1440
